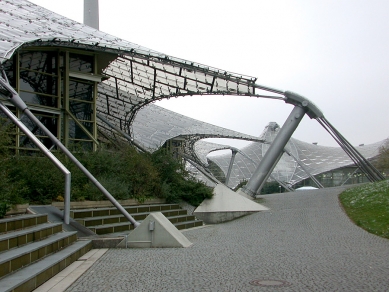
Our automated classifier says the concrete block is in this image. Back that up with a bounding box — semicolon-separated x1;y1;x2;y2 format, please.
117;212;192;248
5;204;29;215
194;184;269;224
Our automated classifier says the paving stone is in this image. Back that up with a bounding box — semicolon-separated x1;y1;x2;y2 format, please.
66;186;389;291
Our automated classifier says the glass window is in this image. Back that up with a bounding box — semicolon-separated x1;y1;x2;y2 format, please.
18;50;58;108
2;58;15;87
69;53;93;73
20;111;59;149
69;101;93;121
68;79;94;102
20;71;58;96
19;51;57;73
69;119;93;139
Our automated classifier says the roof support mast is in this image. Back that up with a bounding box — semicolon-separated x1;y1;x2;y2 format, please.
242;105;306;196
225;148;238;186
241;91;324;196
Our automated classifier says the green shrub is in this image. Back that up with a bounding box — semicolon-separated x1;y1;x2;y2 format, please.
0;202;10;218
5;156;65;204
151;149;213;206
261;181;282;194
123;147;161;201
0;129;212;206
0;165;29;206
179;179;213;206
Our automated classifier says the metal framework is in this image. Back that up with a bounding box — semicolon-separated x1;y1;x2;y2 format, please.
0;0;384;203
203;124;387;190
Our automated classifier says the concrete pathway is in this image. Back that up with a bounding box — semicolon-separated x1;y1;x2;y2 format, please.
64;186;389;291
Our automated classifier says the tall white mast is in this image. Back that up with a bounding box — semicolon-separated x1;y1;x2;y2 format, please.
84;0;99;29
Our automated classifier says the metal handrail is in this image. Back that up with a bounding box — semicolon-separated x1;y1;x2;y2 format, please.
0;73;140;227
0;101;72;224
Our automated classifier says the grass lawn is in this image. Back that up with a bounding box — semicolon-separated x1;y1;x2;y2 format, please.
339;180;389;239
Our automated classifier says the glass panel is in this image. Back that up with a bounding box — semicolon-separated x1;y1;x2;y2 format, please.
19;51;57;73
18;50;58;108
69;119;93;139
20;71;58;96
19;91;57;108
69;100;93;121
69;53;93;73
69;79;94;101
2;58;15;87
68;79;94;124
19;112;59;149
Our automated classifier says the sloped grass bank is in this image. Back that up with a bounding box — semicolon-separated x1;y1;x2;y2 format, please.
339;180;389;239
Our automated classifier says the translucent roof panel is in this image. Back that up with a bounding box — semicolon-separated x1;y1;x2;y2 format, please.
207;122;387;188
129;103;261;151
194;140;236;166
0;0;285;132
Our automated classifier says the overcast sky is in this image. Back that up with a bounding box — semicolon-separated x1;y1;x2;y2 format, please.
29;0;389;148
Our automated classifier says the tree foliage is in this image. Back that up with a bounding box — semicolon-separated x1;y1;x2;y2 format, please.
261;181;282;194
151;149;213;205
374;140;389;174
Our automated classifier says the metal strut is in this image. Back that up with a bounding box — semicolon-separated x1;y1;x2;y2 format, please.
241;91;323;196
231;147;294;192
225;148;238;186
242;105;307;196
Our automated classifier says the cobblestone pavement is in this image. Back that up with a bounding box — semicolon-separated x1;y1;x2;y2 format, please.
66;186;389;291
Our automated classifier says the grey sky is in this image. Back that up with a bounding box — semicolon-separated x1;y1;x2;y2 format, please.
29;0;389;147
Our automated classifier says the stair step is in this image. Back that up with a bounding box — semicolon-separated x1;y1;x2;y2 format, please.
166;215;197;223
0;223;63;253
0;214;48;234
70;204;180;219
174;220;204;230
88;222;135;235
0;240;92;292
0;231;78;279
88;218;203;235
75;209;187;227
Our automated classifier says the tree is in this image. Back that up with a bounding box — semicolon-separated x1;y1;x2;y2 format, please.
374;140;389;175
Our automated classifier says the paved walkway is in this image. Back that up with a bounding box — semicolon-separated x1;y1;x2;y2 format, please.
65;187;389;291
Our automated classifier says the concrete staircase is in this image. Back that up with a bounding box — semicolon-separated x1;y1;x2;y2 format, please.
70;203;203;235
0;214;92;292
